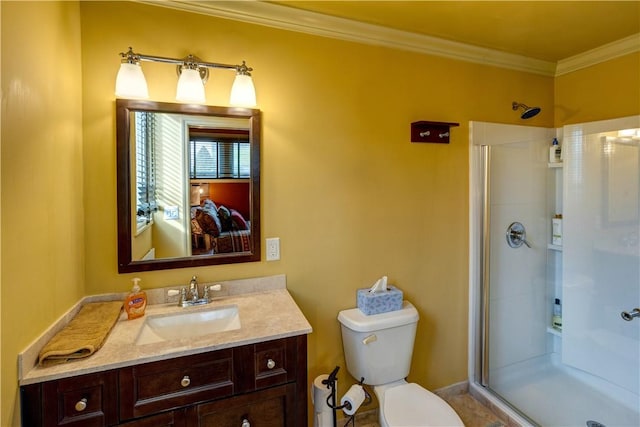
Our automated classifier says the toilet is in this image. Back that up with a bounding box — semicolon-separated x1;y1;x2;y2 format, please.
338;301;464;427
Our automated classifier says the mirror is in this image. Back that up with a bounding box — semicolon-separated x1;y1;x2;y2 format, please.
601;132;640;227
116;99;261;272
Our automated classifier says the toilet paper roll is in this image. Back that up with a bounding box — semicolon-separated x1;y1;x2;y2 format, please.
312;374;335;414
340;384;365;416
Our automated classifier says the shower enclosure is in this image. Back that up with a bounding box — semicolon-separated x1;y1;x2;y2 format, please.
469;116;640;427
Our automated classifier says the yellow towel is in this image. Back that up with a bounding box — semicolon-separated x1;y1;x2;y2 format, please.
38;301;123;367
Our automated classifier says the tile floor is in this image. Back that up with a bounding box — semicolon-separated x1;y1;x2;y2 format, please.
445;393;510;427
336;390;510;427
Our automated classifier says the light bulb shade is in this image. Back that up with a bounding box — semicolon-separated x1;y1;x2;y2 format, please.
230;74;257;107
115;63;149;98
176;68;206;103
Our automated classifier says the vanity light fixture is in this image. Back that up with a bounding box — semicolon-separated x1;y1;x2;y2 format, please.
115;47;257;107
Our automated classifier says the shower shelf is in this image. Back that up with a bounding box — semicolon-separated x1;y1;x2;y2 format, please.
547;243;563;251
546;326;562;337
548;162;563;168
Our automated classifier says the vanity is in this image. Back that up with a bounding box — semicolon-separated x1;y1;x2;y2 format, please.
19;275;312;427
18;104;314;425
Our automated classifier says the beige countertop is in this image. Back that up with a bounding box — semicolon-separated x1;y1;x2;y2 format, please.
19;274;312;386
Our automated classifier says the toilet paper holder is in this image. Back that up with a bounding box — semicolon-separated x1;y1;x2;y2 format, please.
322;366;372;426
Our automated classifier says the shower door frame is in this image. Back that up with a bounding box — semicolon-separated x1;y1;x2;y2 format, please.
468;121;555;426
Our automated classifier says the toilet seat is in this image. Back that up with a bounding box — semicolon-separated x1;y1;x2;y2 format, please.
382;383;464;426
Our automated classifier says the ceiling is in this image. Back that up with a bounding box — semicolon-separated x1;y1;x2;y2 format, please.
269;1;640;62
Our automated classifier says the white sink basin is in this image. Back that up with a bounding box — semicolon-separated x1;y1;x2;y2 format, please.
135;305;241;345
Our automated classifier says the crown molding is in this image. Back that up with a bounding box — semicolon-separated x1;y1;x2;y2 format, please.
556;33;640;76
139;0;556;76
138;1;638;77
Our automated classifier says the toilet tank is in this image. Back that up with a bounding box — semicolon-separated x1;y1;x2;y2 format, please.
337;301;419;386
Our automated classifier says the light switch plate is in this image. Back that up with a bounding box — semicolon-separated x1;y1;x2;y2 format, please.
164;206;179;220
266;237;280;261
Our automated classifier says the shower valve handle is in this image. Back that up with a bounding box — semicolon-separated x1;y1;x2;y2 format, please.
510;230;531;248
506;222;531;248
621;308;640;321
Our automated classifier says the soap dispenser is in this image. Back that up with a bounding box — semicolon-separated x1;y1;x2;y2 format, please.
552;298;562;331
124;277;147;320
549;138;561;163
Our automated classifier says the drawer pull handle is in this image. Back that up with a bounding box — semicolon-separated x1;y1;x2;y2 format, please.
241;419;251;427
181;376;191;387
266;358;276;369
74;398;87;412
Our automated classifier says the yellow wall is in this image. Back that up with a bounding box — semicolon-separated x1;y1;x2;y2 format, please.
79;0;553;413
555;52;640;126
1;3;3;422
1;1;84;425
1;1;637;425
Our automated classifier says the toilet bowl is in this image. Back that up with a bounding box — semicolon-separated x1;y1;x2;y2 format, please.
375;381;463;427
338;302;464;427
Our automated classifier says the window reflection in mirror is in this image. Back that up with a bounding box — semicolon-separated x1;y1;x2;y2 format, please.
188;128;251;256
117;99;260;273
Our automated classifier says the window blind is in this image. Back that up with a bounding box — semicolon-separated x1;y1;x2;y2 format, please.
189;136;250;179
134;112;157;228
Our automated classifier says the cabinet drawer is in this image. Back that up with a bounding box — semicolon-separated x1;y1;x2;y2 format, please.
119;349;234;420
232;337;300;393
193;384;294;427
253;339;295;389
39;370;118;427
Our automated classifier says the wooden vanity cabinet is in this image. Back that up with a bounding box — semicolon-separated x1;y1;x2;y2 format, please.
21;335;307;427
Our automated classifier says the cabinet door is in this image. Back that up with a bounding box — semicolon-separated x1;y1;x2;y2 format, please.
41;370;118;427
192;384;296;427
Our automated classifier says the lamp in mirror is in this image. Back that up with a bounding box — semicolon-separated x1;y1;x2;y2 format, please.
115;47;257;107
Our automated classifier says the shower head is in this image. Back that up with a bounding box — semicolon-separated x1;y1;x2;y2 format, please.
512;101;541;119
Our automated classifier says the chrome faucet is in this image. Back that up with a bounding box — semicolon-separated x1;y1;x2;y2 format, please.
189;276;199;301
176;276;222;307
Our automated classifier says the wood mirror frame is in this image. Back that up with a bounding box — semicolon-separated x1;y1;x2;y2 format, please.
116;99;261;273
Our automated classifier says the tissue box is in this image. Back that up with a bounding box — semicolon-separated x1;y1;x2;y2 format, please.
357;286;403;315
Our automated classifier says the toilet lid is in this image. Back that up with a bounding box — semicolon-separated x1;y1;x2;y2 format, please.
383;383;464;427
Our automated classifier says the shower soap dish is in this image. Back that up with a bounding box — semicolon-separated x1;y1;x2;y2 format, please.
357;276;403;315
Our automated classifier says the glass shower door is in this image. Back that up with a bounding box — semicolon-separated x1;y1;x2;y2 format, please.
483;136;550;407
562;129;640;400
